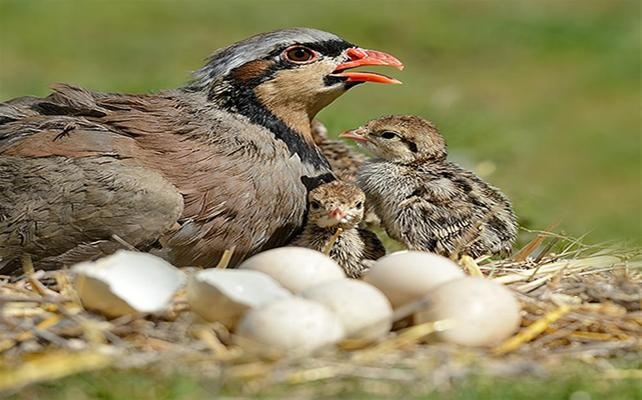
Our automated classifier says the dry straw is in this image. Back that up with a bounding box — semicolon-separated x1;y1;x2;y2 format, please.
0;231;640;394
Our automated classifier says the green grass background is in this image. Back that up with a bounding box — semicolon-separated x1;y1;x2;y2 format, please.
0;1;640;398
8;366;641;400
0;0;639;244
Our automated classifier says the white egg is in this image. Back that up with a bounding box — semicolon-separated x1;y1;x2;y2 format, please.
187;269;291;328
238;247;345;293
363;251;464;308
416;277;522;347
301;279;392;341
236;297;344;356
72;250;185;317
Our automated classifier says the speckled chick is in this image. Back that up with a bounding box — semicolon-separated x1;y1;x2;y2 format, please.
342;115;517;258
310;119;380;226
292;180;385;277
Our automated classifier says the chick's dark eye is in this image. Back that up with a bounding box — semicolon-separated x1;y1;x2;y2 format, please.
310;200;321;210
355;202;363;210
380;131;398;139
284;46;316;64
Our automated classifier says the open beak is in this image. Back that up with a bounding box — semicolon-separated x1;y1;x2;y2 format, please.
332;47;404;84
340;129;369;143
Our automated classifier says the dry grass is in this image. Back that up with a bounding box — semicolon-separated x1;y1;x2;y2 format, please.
0;231;640;396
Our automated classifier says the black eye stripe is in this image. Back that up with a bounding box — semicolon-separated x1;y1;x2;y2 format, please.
377;130;418;152
302;39;354;57
266;39;353;59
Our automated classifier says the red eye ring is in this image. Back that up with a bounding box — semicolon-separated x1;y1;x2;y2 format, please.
283;46;318;64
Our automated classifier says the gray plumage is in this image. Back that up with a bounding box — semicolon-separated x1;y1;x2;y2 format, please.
291;180;385;277
0;28;402;272
344;115;517;258
0;85;318;271
186;28;346;91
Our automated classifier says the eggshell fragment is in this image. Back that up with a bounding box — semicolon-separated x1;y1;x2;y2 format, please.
363;251;464;308
416;277;521;347
72;250;185;317
238;247;345;293
236;298;344;356
301;279;392;341
187;269;291;328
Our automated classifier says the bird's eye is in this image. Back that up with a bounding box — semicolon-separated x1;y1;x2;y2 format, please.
380;131;398;139
283;46;317;64
310;200;321;210
355;201;363;210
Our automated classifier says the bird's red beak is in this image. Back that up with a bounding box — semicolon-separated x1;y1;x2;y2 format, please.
332;47;404;84
329;208;345;220
340;129;369;143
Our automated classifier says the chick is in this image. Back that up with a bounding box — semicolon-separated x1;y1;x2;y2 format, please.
342;115;517;258
292;180;385;277
310;119;380;226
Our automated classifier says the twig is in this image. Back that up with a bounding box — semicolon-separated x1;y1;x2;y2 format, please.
459;255;484;277
322;228;343;255
216;247;236;269
492;304;574;355
20;255;34;276
111;234;138;251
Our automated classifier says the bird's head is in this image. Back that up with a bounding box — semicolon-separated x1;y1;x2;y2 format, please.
341;115;447;164
185;28;403;141
307;180;365;229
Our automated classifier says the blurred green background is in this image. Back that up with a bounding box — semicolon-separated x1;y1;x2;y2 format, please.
1;1;640;398
1;0;639;244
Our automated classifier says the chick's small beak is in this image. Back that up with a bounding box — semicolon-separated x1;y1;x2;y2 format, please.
332;47;403;84
329;208;346;220
340;129;369;143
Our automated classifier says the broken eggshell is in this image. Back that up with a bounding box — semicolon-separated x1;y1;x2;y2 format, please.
187;269;291;328
363;251;465;308
236;297;345;357
238;247;345;293
301;279;393;342
416;277;522;347
72;250;185;318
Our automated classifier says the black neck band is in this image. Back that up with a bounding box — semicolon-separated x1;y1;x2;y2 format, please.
213;82;331;171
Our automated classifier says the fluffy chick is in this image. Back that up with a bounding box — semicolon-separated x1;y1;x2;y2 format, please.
311;119;380;226
292;180;385;277
342;115;517;258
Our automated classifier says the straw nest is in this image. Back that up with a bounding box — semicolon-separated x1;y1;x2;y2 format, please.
0;230;640;395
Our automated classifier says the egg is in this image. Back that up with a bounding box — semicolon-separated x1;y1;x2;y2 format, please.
301;279;392;341
238;247;345;293
236;297;344;356
72;250;185;317
363;251;464;308
416;277;521;346
187;269;291;328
